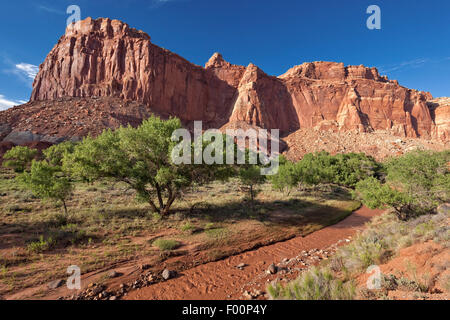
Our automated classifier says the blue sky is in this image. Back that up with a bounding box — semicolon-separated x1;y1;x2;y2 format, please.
0;0;449;110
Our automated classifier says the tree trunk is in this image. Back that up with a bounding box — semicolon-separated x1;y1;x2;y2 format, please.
161;188;177;216
148;198;160;214
155;184;164;209
62;200;68;215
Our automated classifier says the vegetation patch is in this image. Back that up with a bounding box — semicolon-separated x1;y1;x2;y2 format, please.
152;239;181;251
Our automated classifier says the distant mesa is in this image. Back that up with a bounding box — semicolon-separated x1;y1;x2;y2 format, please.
0;17;448;157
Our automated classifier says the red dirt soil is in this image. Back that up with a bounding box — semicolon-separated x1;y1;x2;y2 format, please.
357;241;450;300
125;206;383;300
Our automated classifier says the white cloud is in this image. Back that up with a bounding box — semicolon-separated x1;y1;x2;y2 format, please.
379;59;429;74
0;94;25;111
15;63;39;80
36;4;65;15
150;0;179;9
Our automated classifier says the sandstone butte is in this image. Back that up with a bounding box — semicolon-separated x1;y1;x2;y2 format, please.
0;17;449;153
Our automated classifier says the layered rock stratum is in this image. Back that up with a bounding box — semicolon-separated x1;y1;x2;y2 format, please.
0;17;449;158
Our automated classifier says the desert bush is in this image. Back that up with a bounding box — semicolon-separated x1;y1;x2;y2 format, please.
269;156;299;194
238;165;266;203
43;141;75;167
356;150;450;220
18;160;72;214
180;222;195;232
295;152;380;188
27;236;56;253
152;239;180;251
268;267;356;300
3;146;38;173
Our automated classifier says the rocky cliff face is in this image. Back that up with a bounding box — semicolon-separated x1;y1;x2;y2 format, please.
12;17;446;143
428;98;450;141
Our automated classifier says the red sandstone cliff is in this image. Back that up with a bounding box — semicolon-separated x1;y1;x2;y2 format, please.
1;17;447;144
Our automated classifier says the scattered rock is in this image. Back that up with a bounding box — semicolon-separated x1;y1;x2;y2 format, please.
140;264;151;270
267;264;278;274
162;269;173;280
107;270;121;278
48;279;65;289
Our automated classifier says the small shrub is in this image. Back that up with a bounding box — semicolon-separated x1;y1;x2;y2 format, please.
268;267;356;300
181;222;194;232
3;146;38;173
27;236;56;253
152;239;180;251
204;223;215;230
152;212;162;221
205;227;228;239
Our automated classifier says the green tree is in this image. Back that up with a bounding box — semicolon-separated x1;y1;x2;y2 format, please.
269;156;299;194
65;116;231;216
238;165;266;204
385;150;450;209
355;177;411;219
43;141;75;167
296;151;335;186
355;151;450;220
331;153;380;188
295;152;380;188
19;160;73;214
3;146;38;172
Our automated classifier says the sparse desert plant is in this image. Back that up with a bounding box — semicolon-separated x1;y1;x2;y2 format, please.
268;267;356;300
27;236;56;253
152;239;180;251
180;222;194;232
205;227;228;239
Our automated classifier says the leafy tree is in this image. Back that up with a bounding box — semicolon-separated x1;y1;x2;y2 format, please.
385;150;450;208
355;177;411;220
43;141;75;167
296;151;335;186
355;151;450;220
269;156;299;194
19;160;73;215
331;153;381;188
238;165;266;204
3;146;37;172
64;116;231;216
295;152;381;188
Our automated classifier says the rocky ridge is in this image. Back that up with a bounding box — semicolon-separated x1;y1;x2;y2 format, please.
0;17;448;158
